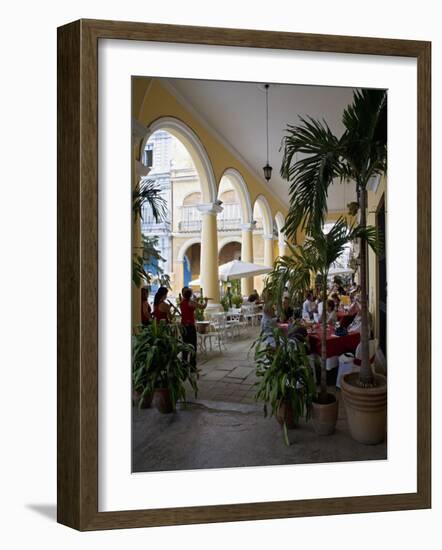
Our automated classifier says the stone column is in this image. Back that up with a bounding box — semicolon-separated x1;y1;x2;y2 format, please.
263;233;274;267
240;222;255;297
173;259;185;296
197;202;223;311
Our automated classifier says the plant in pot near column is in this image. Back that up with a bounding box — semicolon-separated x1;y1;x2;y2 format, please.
280;88;387;444
253;328;316;446
300;220;379;434
132;319;198;413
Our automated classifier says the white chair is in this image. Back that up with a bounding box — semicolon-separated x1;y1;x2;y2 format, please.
326;356;339;371
227;308;247;336
241;303;260;326
202;313;228;352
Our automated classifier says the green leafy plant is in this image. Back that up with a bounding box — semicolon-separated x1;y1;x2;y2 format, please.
280;88;387;387
132;178;167;222
132;235;170;289
220;295;230;312
301;218;380;401
194;288;206;321
231;294;243;308
132;320;198;410
263;241;312;318
252;328;316;445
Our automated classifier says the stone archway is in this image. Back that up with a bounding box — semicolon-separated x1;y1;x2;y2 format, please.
142;116;217;204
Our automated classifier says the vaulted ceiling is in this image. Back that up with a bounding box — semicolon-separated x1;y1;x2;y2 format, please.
164;78;357;209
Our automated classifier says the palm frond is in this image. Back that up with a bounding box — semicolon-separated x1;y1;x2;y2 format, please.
341;89;387;186
280;117;343;238
132;178;168;222
264;242;313;311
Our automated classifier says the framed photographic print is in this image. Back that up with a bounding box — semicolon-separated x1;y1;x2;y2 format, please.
57;19;431;530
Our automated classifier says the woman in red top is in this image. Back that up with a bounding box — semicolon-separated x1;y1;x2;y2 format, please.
180;287;208;367
153;287;171;323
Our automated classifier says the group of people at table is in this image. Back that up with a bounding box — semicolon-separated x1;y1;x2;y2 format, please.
140;281;365;371
261;282;364;359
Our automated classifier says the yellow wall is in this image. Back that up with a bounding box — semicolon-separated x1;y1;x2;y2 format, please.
135;79;288;220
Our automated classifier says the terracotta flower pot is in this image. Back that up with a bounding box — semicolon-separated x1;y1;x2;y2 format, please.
312;394;338;435
276;400;297;429
341;372;387;445
153;388;174;414
132;389;152;409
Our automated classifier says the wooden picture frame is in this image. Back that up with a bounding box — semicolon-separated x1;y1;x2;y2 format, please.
57;19;431;531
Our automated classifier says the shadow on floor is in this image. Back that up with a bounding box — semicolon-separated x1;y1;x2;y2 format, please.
25;503;57;521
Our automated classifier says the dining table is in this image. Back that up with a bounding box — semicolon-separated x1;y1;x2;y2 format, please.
277;322;360;358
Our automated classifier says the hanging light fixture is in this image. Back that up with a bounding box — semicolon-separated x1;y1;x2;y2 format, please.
263;84;272;182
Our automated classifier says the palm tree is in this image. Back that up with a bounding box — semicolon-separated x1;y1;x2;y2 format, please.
132;177;168;222
281;89;387;387
301;219;379;400
132;177;168;288
264;242;312;319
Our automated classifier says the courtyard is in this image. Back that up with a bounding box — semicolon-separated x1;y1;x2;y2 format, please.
131;77;388;474
132;327;387;472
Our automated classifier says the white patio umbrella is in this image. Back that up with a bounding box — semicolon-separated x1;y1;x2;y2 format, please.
189;260;271;286
327;266;354;277
218;260;272;281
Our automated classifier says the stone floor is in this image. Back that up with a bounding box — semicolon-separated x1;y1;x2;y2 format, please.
186;325;261;404
132;396;387;472
132;325;387;473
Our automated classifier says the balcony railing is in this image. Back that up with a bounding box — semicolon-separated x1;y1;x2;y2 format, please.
178;203;243;233
178;219;202;232
142;220;170;233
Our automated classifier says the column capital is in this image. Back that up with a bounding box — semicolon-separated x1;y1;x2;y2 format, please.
197;202;223;216
240;221;257;231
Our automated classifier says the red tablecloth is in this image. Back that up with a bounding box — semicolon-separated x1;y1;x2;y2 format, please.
276;323;360;358
308;328;360;358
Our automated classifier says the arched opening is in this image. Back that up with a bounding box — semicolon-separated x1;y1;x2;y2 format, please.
218;241;242;264
253;195;274;293
142;117;217;203
217;179;243;232
138;120;215;297
183;242;201;288
219;168;253;224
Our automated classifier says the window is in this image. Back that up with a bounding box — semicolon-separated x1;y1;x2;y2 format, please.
143;143;154;168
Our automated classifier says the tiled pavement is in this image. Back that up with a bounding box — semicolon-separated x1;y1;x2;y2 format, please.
186;326;261;405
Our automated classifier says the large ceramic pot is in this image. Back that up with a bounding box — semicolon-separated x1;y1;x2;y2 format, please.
152;388;174;414
311;394;338;435
276;400;297;429
341;372;387;445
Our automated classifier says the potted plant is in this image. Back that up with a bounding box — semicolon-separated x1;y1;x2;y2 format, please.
220;295;230;312
280;88;387;444
231;293;243;308
302;220;378;434
253;328;316;446
132;320;198;413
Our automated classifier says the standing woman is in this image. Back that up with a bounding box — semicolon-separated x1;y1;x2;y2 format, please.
141;286;152;326
153;286;172;323
180;287;208;366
